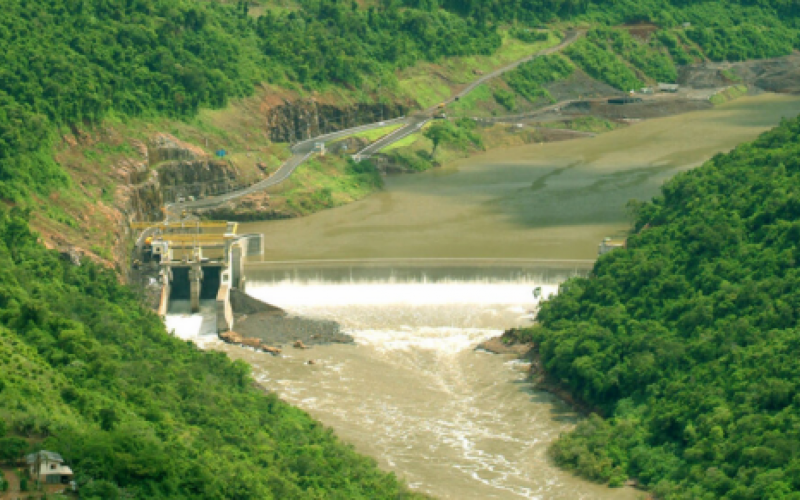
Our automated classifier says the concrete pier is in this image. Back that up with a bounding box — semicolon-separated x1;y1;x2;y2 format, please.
189;264;203;312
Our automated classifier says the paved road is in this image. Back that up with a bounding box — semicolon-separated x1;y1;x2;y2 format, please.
354;116;431;159
168;118;407;218
443;30;581;110
167;31;583;218
353;29;582;159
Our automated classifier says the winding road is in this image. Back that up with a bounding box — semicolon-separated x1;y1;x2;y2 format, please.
169;30;582;218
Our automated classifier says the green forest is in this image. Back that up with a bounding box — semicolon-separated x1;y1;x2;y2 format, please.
2;0;800;497
518;116;800;498
2;0;799;205
0;208;424;499
0;0;501;203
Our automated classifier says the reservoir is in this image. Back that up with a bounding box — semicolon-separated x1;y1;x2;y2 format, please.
174;94;800;498
245;94;800;261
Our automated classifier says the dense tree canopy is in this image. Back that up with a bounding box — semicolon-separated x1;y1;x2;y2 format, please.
0;207;424;498
0;0;501;203
257;1;501;88
522;115;800;498
1;0;799;203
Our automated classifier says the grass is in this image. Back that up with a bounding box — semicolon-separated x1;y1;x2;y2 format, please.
395;30;562;108
339;123;404;142
449;84;495;117
275;155;382;215
709;84;749;105
383;132;422;152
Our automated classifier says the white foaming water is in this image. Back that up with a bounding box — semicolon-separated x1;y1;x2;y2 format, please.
247;280;558;307
164;300;221;347
245;279;559;334
182;269;633;499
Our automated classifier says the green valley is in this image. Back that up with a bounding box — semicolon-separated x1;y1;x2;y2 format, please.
2;0;800;498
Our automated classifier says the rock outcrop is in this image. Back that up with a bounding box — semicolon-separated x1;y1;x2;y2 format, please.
263;99;409;143
219;331;281;355
121;133;244;220
679;54;800;93
476;328;534;355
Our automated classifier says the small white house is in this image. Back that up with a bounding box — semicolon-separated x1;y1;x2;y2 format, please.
26;450;74;485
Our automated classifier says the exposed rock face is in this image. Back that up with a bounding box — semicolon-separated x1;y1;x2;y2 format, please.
148;133;207;164
263;99;409;143
124;133;242;219
158;159;239;200
679;54;800;93
476;328;534;355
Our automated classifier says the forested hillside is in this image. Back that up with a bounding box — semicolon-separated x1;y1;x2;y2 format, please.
0;0;501;203
2;0;798;206
522;116;800;498
0;208;424;498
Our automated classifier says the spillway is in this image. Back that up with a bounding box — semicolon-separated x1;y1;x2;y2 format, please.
189;261;634;499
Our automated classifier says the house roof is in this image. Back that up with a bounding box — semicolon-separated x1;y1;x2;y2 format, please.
26;451;65;464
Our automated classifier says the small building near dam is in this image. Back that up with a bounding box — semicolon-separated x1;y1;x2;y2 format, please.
658;83;680;93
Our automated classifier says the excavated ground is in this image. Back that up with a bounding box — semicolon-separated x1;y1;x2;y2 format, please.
679;53;800;93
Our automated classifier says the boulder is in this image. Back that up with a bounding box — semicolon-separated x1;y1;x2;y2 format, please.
263;346;282;355
293;340;308;349
242;337;262;349
221;331;243;344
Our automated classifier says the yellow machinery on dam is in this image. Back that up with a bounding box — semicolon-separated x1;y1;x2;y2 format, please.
131;220;263;332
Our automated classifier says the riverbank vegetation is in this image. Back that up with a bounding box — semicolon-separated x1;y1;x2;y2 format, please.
280;156;385;215
519;115;800;498
0;208;424;499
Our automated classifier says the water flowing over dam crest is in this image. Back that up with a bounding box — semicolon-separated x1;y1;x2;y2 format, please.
167;260;637;499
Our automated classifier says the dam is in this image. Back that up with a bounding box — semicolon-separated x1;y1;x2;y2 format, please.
170;259;637;500
131;219;264;333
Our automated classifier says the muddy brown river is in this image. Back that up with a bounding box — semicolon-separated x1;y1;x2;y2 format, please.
169;95;800;499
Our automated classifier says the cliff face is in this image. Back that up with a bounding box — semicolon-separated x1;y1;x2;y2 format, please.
124;134;240;220
263;99;408;143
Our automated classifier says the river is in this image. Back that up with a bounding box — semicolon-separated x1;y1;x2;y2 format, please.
170;94;800;499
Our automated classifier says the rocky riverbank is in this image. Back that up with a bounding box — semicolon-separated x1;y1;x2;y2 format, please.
221;289;354;349
478;328;604;416
233;313;354;348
